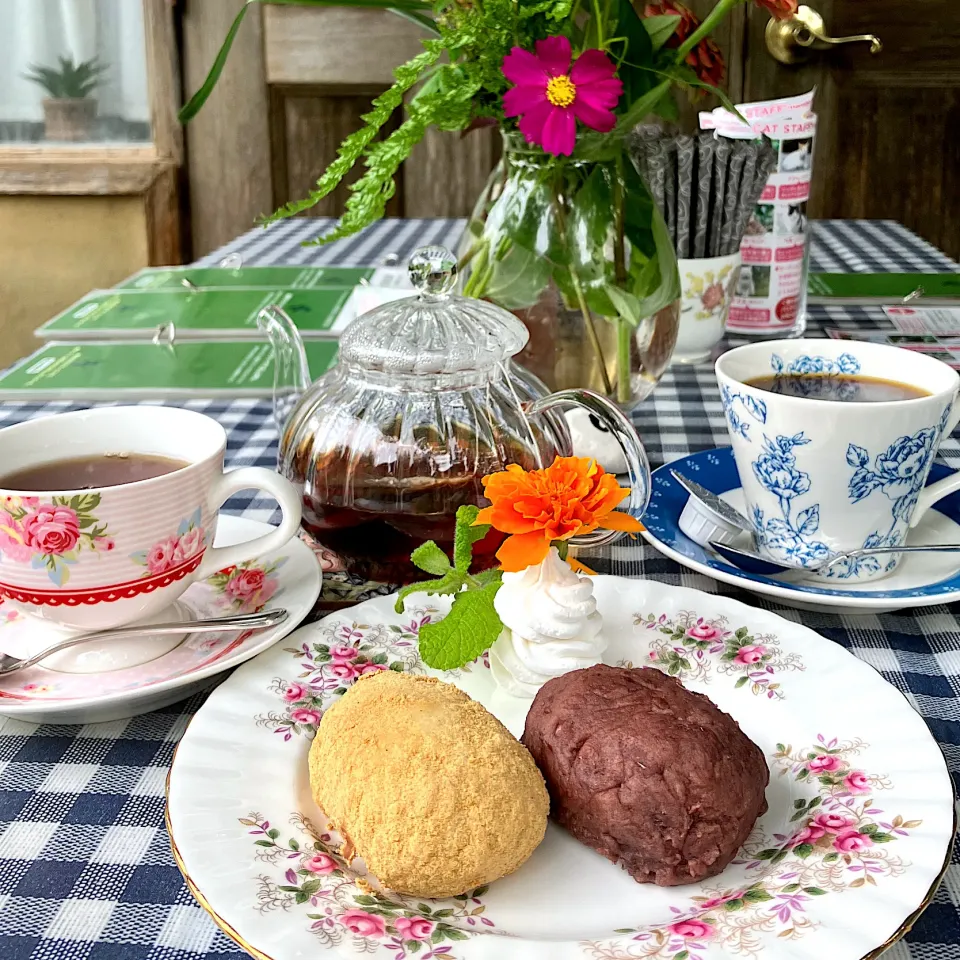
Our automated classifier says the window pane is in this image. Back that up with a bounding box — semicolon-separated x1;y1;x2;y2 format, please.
0;0;151;145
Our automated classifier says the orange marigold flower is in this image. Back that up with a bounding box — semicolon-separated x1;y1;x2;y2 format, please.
474;456;643;572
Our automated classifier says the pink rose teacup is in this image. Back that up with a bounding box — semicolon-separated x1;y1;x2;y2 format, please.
0;406;301;630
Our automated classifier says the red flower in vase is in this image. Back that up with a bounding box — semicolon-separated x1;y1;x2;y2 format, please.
643;1;726;89
755;0;799;19
502;36;623;157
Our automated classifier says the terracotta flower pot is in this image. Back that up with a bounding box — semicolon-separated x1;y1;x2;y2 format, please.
42;97;97;142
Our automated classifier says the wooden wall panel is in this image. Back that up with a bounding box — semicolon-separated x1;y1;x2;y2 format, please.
270;87;402;219
264;5;430;86
181;0;272;257
404;127;501;218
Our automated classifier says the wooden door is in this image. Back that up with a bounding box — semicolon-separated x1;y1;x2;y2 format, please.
740;1;960;260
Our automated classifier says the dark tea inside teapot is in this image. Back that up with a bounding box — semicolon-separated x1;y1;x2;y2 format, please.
265;246;649;584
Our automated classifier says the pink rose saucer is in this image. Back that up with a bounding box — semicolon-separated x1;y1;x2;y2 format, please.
0;516;321;724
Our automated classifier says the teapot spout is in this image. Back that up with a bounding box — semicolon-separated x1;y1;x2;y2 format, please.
257;305;312;435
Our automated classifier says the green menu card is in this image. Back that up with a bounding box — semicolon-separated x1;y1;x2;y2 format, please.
118;265;374;290
36;287;354;341
0;340;339;399
808;272;960;305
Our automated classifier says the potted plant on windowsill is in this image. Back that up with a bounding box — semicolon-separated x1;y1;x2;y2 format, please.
24;56;107;142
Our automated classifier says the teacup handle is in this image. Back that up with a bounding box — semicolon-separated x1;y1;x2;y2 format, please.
911;397;960;527
528;389;651;548
196;467;303;579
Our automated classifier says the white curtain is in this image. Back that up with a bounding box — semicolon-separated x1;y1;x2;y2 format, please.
0;0;149;123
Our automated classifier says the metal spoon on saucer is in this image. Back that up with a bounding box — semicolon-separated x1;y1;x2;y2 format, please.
0;608;289;676
709;541;960;583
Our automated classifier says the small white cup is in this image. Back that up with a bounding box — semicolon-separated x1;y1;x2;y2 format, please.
0;407;302;629
716;340;960;583
673;253;741;364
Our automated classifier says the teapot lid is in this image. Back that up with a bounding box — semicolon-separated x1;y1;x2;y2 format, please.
338;246;529;375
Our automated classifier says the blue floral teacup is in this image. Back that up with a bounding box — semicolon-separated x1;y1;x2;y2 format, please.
716;339;960;582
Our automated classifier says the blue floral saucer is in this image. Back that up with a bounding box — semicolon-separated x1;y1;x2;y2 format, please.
642;448;960;613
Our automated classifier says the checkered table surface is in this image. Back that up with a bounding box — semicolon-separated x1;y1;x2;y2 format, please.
1;219;958;960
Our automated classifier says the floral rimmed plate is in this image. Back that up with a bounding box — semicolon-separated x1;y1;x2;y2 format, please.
166;577;954;960
642;447;960;614
0;516;322;724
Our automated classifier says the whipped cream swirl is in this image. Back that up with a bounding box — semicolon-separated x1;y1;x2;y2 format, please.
489;547;605;698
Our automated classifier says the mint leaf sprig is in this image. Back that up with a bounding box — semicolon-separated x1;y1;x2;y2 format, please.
394;505;504;671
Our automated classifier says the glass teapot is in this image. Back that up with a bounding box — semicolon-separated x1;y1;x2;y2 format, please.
259;246;651;583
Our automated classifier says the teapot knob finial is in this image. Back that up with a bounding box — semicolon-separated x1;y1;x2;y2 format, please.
408;246;458;300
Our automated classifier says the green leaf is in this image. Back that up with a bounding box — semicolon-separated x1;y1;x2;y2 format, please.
794;842;814;858
723;899;744;911
408;941;422;954
289;838;299;851
389;661;406;672
605;284;643;327
642;14;682;51
410;540;452;575
354;895;378;905
267;828;279;839
612;0;655;109
473;884;489;896
301;878;322;895
804;887;828;896
871;832;893;843
613;78;672;137
253;840;274;847
735;676;749;689
417;581;502;670
453;504;488;572
674;951;689;960
744;887;774;902
445;928;469;941
294;891;309;904
394;569;465;613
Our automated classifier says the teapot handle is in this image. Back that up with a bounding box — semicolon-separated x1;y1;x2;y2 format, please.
528;389;651;548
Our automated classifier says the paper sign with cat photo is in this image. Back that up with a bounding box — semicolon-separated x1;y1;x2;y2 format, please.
701;89;817;337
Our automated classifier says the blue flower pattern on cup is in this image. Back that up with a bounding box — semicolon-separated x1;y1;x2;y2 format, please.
770;352;860;376
836;409;950;578
720;383;767;441
750;432;830;568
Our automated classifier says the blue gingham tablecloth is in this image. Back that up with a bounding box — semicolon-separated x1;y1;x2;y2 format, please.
1;219;959;960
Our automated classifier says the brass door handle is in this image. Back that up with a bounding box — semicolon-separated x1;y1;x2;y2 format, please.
766;5;882;65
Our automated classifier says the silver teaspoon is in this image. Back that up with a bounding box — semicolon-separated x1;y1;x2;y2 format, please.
0;608;289;675
709;541;960;583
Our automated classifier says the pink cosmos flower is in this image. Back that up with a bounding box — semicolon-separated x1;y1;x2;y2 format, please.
813;812;856;833
686;623;722;641
844;771;871;794
289;707;322;726
833;829;873;853
670;919;713;940
339;910;386;938
394;916;436;941
283;682;307;702
734;644;766;665
174;526;205;563
147;535;181;574
303;853;338;874
22;505;81;555
502;36;622;157
791;823;825;846
329;662;358;682
808;754;842;774
330;643;360;661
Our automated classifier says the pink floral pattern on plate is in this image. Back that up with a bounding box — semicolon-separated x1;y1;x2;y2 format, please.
208;557;286;613
256;610;441;740
130;506;205;575
244;811;488;958
630;610;804;699
584;735;918;960
0;493;114;586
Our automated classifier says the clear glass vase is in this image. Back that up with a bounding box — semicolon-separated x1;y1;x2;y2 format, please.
459;133;680;409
